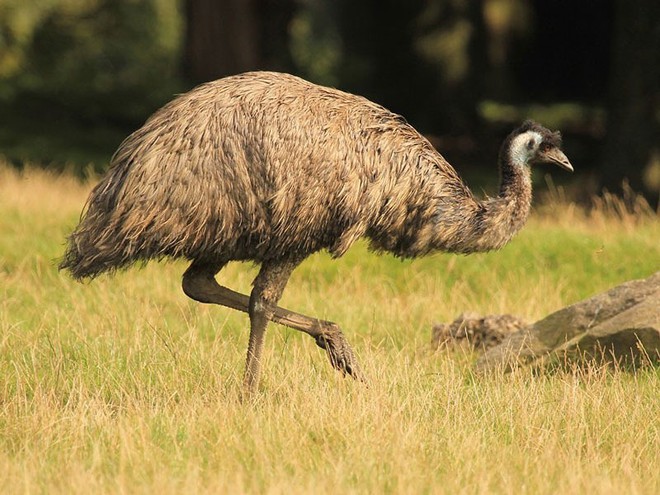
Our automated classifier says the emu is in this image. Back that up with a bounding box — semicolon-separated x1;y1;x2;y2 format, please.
60;71;573;392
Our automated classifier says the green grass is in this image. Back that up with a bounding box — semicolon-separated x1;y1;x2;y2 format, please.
1;165;659;494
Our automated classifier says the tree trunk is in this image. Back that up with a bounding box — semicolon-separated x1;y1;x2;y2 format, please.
183;0;260;83
182;0;296;84
601;0;660;196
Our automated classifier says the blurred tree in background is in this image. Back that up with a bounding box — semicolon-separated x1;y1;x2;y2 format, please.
183;0;295;83
601;0;660;195
0;0;658;201
0;0;181;120
0;0;182;164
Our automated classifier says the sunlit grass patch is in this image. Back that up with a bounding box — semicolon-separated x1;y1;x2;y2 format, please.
0;163;658;494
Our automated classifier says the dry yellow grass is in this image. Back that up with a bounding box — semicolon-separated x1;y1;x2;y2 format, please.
0;164;659;494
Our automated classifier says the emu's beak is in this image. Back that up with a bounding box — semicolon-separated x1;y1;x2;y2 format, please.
542;147;574;172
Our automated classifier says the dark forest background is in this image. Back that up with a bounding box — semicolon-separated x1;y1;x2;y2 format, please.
0;0;658;202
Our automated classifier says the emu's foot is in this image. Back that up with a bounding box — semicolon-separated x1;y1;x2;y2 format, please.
315;322;366;383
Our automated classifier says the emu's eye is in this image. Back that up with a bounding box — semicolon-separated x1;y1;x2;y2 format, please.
540;143;551;152
526;139;535;150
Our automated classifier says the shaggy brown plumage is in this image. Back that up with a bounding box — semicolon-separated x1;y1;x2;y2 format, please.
60;71;573;392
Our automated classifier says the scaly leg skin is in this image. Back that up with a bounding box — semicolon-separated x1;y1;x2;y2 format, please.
182;260;365;388
243;258;300;395
243;306;268;394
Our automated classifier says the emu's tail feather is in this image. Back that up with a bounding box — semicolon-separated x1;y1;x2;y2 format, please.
58;164;148;280
59;219;137;280
59;241;117;280
60;229;171;280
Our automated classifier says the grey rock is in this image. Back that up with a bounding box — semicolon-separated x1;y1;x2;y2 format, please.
475;272;660;373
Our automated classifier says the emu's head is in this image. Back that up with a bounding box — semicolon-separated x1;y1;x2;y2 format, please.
507;120;573;172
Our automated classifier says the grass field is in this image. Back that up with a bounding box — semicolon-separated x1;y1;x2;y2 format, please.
1;165;659;494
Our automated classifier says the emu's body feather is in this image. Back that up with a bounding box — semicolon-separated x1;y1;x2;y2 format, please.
61;72;528;279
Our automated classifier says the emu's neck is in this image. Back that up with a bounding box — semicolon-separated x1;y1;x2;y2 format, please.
471;150;533;251
365;133;533;258
428;137;533;255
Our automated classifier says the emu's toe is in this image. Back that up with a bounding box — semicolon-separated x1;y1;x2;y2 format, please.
315;323;366;382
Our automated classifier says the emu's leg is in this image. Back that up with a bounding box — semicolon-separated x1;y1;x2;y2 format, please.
182;261;364;383
243;259;299;393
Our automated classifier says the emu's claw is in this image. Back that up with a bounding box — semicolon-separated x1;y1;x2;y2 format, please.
315;323;366;383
